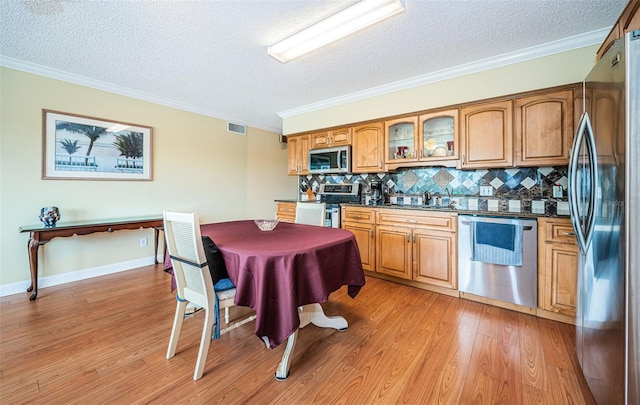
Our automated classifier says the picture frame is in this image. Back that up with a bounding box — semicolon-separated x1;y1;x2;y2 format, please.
42;110;152;181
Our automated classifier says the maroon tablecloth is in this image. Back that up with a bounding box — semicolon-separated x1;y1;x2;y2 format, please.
164;220;365;348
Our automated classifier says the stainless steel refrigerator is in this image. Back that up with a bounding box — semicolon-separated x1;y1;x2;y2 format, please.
568;30;639;404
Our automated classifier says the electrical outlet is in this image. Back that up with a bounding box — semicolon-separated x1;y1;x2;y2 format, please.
480;186;493;196
140;237;148;247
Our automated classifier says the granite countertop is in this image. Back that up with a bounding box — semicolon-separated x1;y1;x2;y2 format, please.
276;199;570;219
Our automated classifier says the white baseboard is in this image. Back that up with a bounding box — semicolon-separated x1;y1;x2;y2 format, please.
0;256;159;297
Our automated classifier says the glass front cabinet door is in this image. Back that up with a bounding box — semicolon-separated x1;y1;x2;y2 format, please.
385;116;418;169
419;109;459;164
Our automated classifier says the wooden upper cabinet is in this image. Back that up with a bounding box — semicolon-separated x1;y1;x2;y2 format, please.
352;122;384;173
287;134;310;175
515;90;574;167
460;100;513;168
310;131;331;149
310;127;351;149
418;109;459;163
384;116;419;170
329;127;352;146
597;0;640;60
591;86;622;164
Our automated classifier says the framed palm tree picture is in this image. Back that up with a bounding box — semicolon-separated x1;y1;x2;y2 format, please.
42;110;152;180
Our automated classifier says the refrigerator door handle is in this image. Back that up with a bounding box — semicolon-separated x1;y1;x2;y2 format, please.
568;112;597;255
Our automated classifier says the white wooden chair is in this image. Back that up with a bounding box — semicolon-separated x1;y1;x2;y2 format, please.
294;202;326;226
163;210;255;381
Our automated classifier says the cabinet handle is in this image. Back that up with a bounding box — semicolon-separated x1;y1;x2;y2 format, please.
407;234;410;242
406;219;417;223
462;154;466;165
370;229;374;238
561;232;575;236
413;234;416;243
353;215;362;219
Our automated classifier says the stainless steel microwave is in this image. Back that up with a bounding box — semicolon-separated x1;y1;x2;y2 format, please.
308;146;351;174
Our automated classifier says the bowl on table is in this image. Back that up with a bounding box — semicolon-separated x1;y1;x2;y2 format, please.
254;219;279;231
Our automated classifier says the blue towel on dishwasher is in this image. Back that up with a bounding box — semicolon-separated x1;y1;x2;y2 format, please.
471;222;523;266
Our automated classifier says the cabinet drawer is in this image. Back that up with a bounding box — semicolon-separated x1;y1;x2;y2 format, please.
544;221;576;244
342;207;375;224
276;202;296;222
376;209;456;231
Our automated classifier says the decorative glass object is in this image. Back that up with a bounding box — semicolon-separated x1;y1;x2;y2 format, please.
254;219;279;231
39;206;60;227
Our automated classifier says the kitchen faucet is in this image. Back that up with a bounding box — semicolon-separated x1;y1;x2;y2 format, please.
445;188;456;209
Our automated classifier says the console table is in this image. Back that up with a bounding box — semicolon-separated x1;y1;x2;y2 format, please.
19;216;164;301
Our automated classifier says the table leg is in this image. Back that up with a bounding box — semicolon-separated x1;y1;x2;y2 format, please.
298;303;348;330
26;233;40;301
274;303;348;380
275;330;297;381
154;227;160;264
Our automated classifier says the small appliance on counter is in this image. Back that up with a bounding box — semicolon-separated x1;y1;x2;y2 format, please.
317;183;360;227
369;181;384;205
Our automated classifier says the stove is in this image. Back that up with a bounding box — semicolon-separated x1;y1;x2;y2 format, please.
317;183;361;227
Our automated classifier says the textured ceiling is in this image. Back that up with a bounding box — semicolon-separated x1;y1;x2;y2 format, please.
0;0;627;133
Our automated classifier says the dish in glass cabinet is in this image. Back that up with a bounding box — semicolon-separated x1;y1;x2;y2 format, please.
431;145;448;157
424;138;437;152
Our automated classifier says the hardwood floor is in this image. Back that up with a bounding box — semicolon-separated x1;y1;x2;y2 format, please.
0;265;595;404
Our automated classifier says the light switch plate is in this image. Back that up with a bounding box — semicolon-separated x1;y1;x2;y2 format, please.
557;201;570;215
508;200;521;213
553;185;563;198
532;200;545;214
468;199;478;210
480;186;493;196
487;199;499;211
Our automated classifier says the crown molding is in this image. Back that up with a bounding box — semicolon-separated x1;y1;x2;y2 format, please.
277;27;608;118
0;56;282;134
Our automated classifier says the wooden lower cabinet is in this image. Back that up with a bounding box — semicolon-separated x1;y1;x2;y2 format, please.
343;221;375;271
275;201;296;223
375;210;457;290
342;206;457;290
537;217;578;321
341;206;377;272
376;225;412;279
413;228;457;289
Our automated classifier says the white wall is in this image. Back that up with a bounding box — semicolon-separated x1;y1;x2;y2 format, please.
0;67;296;295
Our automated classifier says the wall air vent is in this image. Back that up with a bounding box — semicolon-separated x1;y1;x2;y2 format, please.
227;122;246;135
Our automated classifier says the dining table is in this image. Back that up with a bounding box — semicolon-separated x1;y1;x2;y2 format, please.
164;219;365;380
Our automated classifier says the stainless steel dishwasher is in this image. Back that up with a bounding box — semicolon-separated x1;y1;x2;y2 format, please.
458;215;537;308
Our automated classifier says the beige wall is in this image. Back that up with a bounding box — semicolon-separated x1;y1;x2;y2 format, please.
0;67;297;293
282;45;599;134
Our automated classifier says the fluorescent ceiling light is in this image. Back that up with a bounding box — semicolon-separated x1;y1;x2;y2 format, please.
268;0;405;63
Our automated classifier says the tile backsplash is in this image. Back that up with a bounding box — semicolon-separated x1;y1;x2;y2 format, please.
299;166;569;215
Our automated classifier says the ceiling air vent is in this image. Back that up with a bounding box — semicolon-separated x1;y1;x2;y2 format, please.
227;122;246;135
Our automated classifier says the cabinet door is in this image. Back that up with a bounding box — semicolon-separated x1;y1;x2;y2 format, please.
376;225;412;280
591;87;622;165
412;229;457;289
310;131;331;149
329;127;352;146
352;122;384;173
287;134;310;175
385;116;418;166
515;90;574;166
460;100;513;168
419;109;459;162
343;222;375;271
543;243;578;317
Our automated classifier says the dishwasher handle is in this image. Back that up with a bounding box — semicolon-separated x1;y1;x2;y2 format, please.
460;220;533;231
